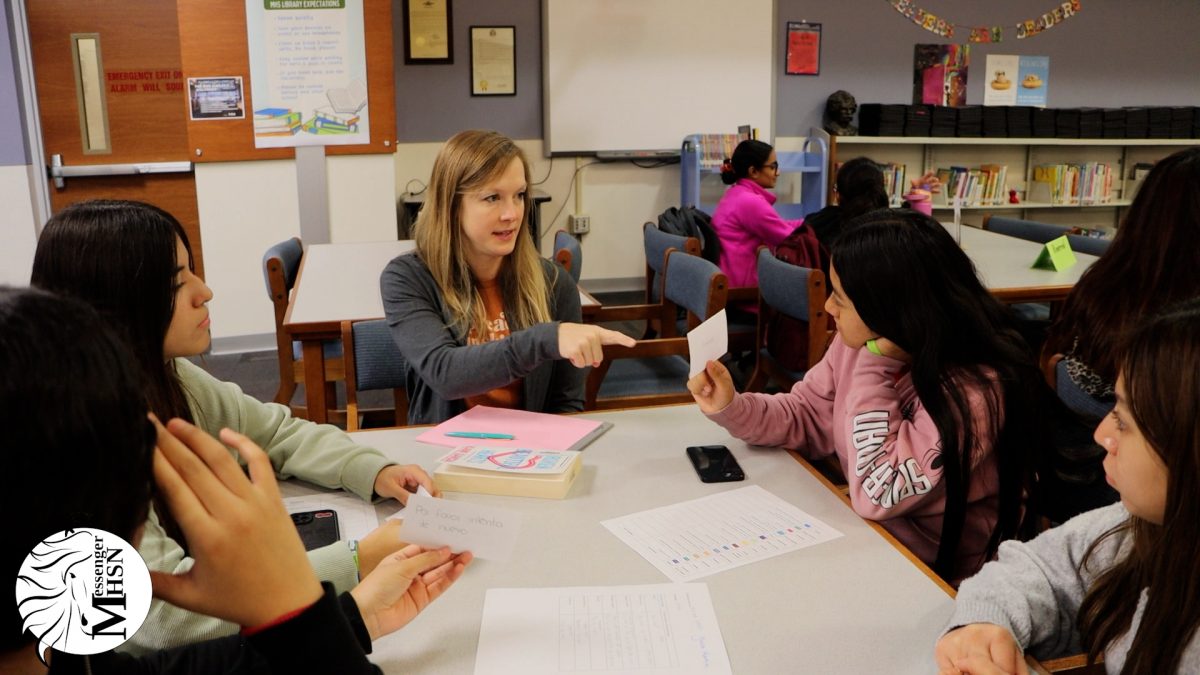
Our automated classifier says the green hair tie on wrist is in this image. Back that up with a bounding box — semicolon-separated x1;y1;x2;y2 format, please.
865;339;883;356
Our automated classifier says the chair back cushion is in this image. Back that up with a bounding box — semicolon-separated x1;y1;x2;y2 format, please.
352;319;409;391
663;250;723;319
986;216;1111;257
757;248;814;321
262;238;303;297
554;230;582;283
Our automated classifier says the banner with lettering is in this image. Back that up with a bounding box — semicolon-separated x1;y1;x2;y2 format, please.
245;0;370;148
886;0;1082;43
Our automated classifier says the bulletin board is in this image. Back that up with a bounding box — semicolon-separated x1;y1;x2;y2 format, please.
178;0;396;162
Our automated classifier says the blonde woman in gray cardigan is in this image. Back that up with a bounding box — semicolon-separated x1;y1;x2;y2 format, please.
935;298;1200;675
31;200;437;652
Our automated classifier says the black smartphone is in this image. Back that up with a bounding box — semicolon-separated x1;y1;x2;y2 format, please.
686;445;746;483
290;509;340;551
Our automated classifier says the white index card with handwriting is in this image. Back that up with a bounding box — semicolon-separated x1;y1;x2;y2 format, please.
397;493;522;561
687;308;728;377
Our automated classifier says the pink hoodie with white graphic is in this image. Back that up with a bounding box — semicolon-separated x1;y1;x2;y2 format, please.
707;337;1002;583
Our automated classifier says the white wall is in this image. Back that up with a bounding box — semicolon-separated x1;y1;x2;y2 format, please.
0;164;38;286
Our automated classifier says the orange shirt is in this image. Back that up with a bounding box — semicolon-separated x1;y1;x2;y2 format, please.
464;280;525;410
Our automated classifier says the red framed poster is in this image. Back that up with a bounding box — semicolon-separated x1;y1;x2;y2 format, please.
786;22;821;76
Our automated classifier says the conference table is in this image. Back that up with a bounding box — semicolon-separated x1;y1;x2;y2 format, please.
280;404;957;674
284;240;601;423
952;224;1099;304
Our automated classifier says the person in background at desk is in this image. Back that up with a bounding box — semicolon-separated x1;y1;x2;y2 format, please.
711;139;810;289
381;129;634;425
30;200;435;653
689;209;1048;585
936;298;1200;675
1;287;471;675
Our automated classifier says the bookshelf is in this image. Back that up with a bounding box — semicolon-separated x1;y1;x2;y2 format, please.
827;136;1199;230
681;131;828;219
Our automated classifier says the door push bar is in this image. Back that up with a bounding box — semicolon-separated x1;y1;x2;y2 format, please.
49;154;193;188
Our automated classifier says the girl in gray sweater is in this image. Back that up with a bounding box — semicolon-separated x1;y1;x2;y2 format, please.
934;298;1200;675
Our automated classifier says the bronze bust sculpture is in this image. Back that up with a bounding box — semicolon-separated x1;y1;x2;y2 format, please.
824;90;858;136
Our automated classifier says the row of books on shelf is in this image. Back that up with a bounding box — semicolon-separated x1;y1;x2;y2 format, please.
935;164;1010;207
253;107;360;137
1028;162;1116;206
690;133;742;167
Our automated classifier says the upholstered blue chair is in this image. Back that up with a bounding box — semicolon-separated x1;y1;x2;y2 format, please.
553;229;582;284
263;238;344;416
746;248;831;393
585;249;727;410
983;215;1111;257
341;319;409;430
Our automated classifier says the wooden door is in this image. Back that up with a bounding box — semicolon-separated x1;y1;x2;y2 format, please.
27;0;204;276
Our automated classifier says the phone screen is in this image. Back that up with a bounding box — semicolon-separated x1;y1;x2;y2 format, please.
686;445;746;483
291;509;341;551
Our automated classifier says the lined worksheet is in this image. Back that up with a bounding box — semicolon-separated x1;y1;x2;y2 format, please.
602;485;843;582
474;584;731;675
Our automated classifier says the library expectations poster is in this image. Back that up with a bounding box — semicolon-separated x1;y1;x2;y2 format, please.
245;0;370;148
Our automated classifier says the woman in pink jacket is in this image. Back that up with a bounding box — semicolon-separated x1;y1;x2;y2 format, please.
710;140;801;288
689;209;1046;585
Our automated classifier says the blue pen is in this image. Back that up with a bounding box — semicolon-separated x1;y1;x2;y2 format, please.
445;431;515;440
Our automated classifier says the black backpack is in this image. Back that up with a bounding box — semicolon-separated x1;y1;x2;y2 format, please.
657;206;723;265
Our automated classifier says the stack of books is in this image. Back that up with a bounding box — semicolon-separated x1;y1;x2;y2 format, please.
857;104;906;136
1124;108;1149;138
931;106;958;137
1007;107;1033;137
936;164;1009;207
253;108;301;137
1055;109;1081;138
1102;109;1127;139
1029;162;1114;205
904;105;932;136
1079;109;1104;138
1032;108;1057;137
303;106;360;135
1170;107;1194;138
981;106;1008;137
1147;107;1172;138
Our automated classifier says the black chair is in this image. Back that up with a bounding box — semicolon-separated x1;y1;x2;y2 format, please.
341;319;409;430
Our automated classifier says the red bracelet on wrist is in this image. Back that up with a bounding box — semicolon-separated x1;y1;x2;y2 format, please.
241;599;318;637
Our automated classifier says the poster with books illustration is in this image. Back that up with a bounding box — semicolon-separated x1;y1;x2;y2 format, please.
1016;56;1050;107
912;43;969;108
245;0;370;148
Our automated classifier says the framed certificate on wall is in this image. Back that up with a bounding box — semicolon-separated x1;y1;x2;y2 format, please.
404;0;453;64
470;26;516;96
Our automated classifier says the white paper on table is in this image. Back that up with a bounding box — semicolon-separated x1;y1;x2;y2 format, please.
474;584;732;675
283;491;380;542
396;492;521;561
602;485;842;583
687;308;728;378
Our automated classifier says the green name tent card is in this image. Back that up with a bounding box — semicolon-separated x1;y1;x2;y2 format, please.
1032;235;1077;271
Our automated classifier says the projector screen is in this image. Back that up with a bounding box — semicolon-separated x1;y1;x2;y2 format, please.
542;0;774;155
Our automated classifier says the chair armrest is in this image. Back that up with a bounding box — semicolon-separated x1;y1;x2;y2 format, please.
601;337;690;360
727;286;759;303
591;303;669;323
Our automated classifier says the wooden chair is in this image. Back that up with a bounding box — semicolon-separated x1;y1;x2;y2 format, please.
553;229;582;283
745;247;831;393
262;238;344;419
585;249;728;410
340;319;409;431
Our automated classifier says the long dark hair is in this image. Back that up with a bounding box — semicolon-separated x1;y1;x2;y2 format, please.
1077;298;1200;674
3;287;155;652
835;156;889;219
832;209;1042;581
720;139;773;185
31;199;195;424
1044;147;1200;386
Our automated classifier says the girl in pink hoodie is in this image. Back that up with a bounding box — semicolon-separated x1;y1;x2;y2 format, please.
689;209;1046;585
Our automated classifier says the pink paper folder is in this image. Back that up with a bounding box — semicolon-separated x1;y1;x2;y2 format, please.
414;406;612;452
